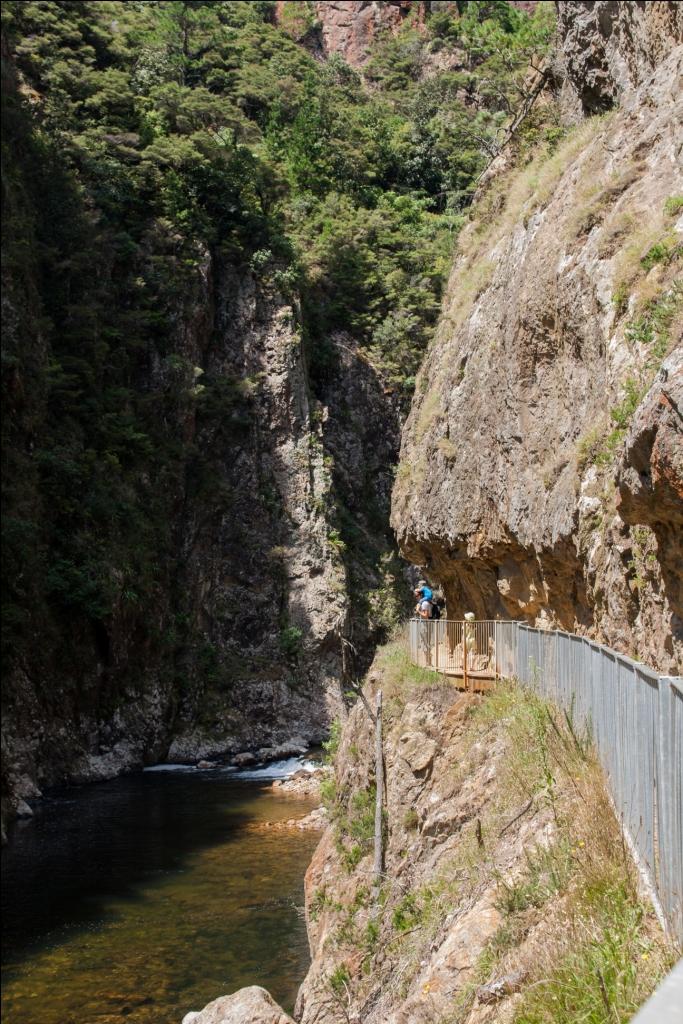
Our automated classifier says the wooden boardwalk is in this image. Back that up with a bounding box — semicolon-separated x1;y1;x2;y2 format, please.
408;618;518;692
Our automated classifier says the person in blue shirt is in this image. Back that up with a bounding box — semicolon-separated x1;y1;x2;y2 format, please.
414;580;433;618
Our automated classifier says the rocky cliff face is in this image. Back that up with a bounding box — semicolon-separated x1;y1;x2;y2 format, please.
275;2;423;66
392;1;683;671
315;1;419;65
617;349;682;627
276;2;537;69
2;243;403;820
556;1;683;115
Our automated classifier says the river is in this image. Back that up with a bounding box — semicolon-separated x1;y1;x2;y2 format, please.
1;759;321;1024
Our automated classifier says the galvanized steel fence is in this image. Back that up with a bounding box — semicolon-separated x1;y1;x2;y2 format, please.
408;618;683;945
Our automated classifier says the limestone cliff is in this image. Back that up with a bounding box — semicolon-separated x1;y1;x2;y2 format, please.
392;1;683;671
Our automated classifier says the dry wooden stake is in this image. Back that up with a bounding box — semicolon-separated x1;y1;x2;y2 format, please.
373;689;383;888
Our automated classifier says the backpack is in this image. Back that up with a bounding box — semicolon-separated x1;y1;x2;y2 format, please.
430;600;442;620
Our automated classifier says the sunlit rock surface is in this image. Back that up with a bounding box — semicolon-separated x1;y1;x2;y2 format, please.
183;986;295;1024
392;2;683;671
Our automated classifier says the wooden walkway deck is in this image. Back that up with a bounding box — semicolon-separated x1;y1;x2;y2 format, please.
408;618;517;693
426;666;496;693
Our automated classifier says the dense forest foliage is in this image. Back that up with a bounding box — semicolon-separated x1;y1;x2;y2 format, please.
1;1;554;667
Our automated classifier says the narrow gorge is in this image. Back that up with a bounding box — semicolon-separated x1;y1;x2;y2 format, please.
3;0;414;827
1;2;681;1023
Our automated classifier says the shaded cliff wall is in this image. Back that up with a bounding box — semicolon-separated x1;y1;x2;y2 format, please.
2;230;402;817
392;1;683;671
3;263;402;818
1;45;403;820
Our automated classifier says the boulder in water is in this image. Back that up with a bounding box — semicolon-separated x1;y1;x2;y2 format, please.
15;799;34;818
232;752;257;767
181;985;294;1023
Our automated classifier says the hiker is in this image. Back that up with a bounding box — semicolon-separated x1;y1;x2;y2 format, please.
413;581;434;665
414;579;433;619
414;581;445;620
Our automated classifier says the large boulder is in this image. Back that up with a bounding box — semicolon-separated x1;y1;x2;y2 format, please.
182;986;295;1024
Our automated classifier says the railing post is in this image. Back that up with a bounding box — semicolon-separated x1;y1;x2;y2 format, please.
373;689;383;889
657;677;683;942
493;621;497;678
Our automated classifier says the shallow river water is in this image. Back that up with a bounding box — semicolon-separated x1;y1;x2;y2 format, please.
1;760;321;1024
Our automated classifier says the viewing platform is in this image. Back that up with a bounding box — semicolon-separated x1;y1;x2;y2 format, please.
407;618;519;692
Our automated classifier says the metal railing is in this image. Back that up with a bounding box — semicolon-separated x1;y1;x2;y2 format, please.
407;618;683;946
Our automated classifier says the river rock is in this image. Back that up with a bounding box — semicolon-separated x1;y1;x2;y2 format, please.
271;767;329;797
273;737;309;757
15;799;33;819
182;985;295;1024
196;760;217;770
257;738;308;761
250;807;327;833
232;752;257;767
296;807;327;830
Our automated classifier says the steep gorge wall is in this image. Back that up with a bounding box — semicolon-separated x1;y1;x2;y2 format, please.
4;0;680;833
1;60;403;825
3;257;402;822
392;1;683;671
